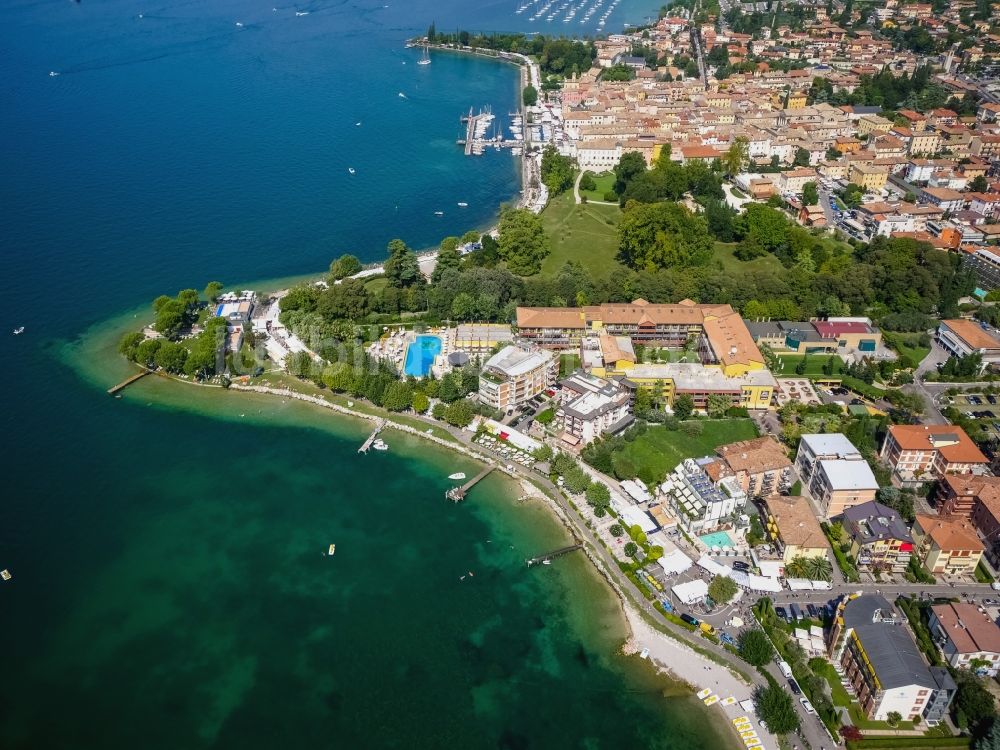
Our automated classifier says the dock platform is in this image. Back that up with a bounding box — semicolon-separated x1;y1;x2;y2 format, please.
108;368;150;395
446;463;497;502
358;419;387;454
526;544;582;567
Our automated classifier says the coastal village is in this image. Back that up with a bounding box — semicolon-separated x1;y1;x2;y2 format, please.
106;2;1000;749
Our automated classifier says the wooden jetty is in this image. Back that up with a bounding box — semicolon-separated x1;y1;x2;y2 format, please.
358;419;387;454
107;368;151;395
446;463;497;502
526;544;582;567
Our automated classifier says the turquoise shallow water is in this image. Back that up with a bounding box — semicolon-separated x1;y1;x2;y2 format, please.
0;0;736;747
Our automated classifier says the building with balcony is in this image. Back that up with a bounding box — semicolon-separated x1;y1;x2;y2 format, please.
478;344;558;413
912;515;985;577
971;491;1000;568
555;371;633;446
828;595;956;723
661;457;748;534
759;494;829;565
717;436;793;498
880;424;990;486
928;602;1000;677
936;474;1000;518
842;500;913;575
795;434;879;517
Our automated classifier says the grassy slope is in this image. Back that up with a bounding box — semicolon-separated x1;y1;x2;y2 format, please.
579;171;617;202
540;191;624;277
615;419;758;484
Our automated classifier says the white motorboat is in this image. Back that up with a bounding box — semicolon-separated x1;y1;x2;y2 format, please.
348;167;356;174
434;211;444;216
457;202;468;207
49;71;59;77
1;569;11;581
295;10;309;16
541;559;552;565
448;472;466;480
235;21;244;27
327;544;336;556
13;327;24;335
398;91;406;98
372;438;388;451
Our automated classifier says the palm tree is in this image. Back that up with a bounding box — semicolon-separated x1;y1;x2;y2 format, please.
804;556;832;582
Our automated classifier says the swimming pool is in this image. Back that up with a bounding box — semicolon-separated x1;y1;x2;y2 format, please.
403;335;441;377
699;531;736;548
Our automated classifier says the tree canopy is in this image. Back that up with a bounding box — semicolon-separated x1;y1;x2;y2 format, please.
617;201;714;270
497;208;550;276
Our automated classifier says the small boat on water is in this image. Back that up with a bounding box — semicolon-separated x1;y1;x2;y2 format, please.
48;71;59;77
295;10;309;16
235;21;244;27
457;202;468;207
327;544;336;556
1;569;11;582
398;91;407;98
13;327;24;335
348;167;355;174
448;472;466;480
355;121;362;126
541;559;552;566
372;438;388;451
434;211;444;216
639;648;649;659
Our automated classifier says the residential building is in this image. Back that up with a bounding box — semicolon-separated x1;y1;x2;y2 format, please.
555;371;633;447
936;474;1000;518
848;163;889;192
828;595;956;723
962;247;1000;293
478;344;558;413
938;319;1000;369
912;514;985;577
795;434;879;517
716;436;793;497
842;500;913;575
972;491;1000;569
880;424;990;485
661;457;748;534
760;494;829;565
928;602;1000;676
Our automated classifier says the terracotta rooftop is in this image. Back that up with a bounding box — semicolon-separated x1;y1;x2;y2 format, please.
931;602;1000;655
717;436;791;474
762;495;828;550
887;424;988;465
941;319;1000;352
915;514;985;552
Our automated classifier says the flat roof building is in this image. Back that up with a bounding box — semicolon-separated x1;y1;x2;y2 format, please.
478;344;558;413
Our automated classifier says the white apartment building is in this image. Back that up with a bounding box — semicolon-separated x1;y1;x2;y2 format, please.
478;345;558;413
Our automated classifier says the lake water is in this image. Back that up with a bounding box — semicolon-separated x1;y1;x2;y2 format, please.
0;0;736;747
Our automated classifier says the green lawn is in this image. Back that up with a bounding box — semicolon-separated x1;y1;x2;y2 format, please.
774;353;845;378
540;191;624;277
579;171;617;202
710;241;786;274
612;419;758;484
882;331;931;367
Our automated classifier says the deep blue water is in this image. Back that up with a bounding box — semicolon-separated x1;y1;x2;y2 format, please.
0;2;733;748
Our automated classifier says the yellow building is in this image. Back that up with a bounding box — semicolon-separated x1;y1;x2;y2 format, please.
912;515;984;577
858;114;894;135
760;494;830;565
909;131;940;156
847;163;889;191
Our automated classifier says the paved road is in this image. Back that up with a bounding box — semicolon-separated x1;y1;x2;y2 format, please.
905;341;950;423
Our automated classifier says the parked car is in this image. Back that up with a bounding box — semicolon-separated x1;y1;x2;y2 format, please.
806;604;819;619
800;696;816;714
988;395;997;405
788;678;802;695
789;603;803;621
732;561;750;572
720;632;737;646
775;606;789;622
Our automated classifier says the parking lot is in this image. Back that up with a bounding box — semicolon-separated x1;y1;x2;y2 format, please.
941;392;1000;436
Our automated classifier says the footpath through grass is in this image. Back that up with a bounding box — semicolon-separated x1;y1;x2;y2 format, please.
540;191;624;277
612;419;758;484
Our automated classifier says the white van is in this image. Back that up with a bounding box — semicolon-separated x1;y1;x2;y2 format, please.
777;660;793;679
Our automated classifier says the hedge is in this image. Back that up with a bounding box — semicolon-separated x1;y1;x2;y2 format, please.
845;738;969;750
